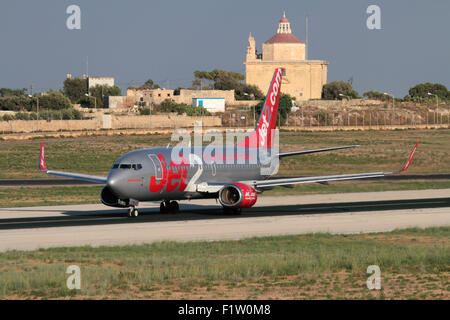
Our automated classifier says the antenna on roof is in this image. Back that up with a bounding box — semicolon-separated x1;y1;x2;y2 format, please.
305;15;309;60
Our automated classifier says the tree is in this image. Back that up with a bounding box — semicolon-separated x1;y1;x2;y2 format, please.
194;69;244;83
408;83;448;101
38;90;73;110
254;93;293;125
0;96;32;111
214;72;242;91
0;88;27;97
88;85;122;108
143;79;161;89
236;84;264;100
63;78;87;102
192;69;264;100
322;81;359;100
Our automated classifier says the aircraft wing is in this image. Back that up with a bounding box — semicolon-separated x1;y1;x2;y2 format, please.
38;142;107;184
254;143;418;189
277;145;360;158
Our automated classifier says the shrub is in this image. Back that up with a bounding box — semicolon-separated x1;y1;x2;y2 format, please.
139;107;151;115
14;112;30;120
1;113;14;121
255;93;293;125
38;91;72;110
156;99;210;116
322;81;360;100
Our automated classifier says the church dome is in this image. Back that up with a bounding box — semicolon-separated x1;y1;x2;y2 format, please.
264;12;304;44
264;33;303;44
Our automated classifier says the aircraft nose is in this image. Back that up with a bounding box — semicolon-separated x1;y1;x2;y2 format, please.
107;172;118;188
107;171;125;197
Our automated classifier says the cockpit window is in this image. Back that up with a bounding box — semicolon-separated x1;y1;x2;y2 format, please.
116;163;142;170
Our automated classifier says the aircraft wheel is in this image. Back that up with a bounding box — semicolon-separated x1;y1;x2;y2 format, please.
128;207;138;218
169;201;179;214
160;202;167;214
223;207;241;215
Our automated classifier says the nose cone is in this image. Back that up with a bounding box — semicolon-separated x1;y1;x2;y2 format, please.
107;171;127;198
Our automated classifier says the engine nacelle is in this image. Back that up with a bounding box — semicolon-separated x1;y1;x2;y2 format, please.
100;186;129;208
218;183;257;209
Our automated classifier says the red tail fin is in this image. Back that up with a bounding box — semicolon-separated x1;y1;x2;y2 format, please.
239;68;284;149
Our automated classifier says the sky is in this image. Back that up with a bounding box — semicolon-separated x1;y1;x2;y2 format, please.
0;0;449;98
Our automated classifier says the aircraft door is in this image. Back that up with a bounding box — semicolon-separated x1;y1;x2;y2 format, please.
148;154;163;181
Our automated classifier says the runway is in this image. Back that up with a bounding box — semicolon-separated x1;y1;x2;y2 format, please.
0;189;449;252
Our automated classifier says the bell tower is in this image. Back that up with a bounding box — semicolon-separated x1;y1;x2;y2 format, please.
277;12;292;34
246;32;257;62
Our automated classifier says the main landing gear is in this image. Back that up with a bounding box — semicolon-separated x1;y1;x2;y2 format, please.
222;207;242;215
160;200;179;214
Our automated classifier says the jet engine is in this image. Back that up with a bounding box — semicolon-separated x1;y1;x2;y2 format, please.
100;186;129;208
218;183;257;209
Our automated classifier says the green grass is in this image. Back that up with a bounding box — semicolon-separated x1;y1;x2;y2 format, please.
0;186;102;207
1;129;450;179
0;227;448;299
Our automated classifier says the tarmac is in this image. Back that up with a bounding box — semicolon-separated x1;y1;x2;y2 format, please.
0;189;448;252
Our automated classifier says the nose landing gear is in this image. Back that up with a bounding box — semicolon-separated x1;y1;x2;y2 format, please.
127;206;138;218
126;199;140;218
160;200;179;214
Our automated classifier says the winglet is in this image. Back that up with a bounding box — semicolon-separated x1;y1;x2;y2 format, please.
39;142;47;172
395;143;418;174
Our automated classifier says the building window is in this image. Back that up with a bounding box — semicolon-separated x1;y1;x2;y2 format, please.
282;69;286;76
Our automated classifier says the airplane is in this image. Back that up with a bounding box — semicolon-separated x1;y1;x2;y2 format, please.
38;68;418;218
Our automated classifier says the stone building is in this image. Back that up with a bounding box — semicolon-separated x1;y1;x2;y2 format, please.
108;87;236;112
245;13;328;101
87;77;115;89
127;87;175;105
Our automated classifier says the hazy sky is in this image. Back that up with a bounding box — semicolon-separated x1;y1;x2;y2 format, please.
0;0;449;97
